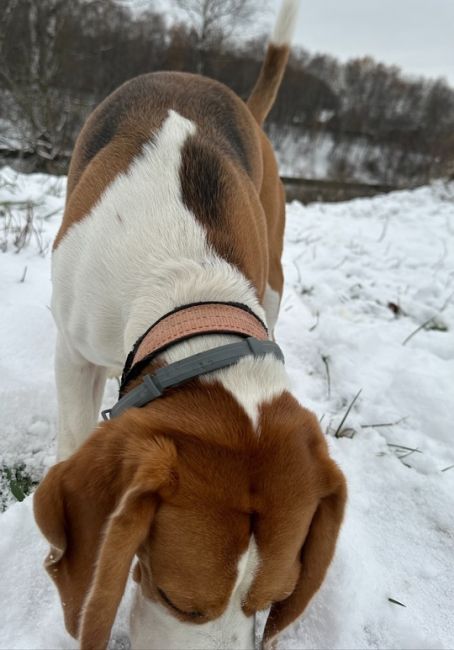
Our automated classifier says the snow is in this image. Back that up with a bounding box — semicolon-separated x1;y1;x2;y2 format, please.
0;166;453;649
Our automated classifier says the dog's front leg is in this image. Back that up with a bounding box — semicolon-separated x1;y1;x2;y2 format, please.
55;335;107;460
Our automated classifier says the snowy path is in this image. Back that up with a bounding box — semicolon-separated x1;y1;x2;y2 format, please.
0;168;453;649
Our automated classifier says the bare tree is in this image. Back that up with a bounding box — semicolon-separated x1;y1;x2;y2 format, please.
1;0;453;182
174;0;267;74
0;0;73;168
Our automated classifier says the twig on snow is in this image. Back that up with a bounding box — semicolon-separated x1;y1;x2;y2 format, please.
334;389;362;439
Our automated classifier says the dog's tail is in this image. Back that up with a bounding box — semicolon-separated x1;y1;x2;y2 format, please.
247;0;300;125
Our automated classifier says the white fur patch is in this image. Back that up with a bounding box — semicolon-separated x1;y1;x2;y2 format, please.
271;0;300;47
262;284;281;334
208;355;288;428
130;538;260;650
235;536;261;601
162;335;288;429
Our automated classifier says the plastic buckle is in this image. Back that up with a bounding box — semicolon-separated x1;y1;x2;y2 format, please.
143;374;163;399
245;337;264;355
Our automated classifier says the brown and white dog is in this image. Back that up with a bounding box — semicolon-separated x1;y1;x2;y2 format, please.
33;1;346;649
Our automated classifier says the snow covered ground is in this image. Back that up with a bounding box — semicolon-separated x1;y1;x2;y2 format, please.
0;167;453;649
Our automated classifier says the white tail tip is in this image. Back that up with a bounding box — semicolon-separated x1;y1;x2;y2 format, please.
271;0;300;47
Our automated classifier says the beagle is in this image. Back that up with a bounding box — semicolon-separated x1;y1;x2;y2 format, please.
33;1;346;648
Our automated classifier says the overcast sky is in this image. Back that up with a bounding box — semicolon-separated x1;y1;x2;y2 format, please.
271;0;454;85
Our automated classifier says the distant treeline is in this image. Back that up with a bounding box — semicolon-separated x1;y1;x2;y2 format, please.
0;0;453;183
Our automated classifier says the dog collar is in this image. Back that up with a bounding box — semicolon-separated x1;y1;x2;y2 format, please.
102;337;284;420
119;302;270;393
102;302;283;420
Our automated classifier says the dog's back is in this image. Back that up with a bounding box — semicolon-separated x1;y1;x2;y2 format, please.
52;1;299;371
55;0;299;249
65;72;262;206
63;0;299;207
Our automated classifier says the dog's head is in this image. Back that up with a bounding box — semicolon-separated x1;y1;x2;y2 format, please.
34;384;346;650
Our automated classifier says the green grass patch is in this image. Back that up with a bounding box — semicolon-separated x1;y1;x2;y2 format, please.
0;464;39;512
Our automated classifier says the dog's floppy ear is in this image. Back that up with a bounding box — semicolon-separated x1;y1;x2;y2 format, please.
79;469;160;650
263;459;347;646
33;415;177;648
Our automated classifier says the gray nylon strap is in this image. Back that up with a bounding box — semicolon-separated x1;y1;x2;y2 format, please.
102;337;284;420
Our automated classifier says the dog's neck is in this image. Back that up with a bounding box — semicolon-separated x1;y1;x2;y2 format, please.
121;257;288;428
124;256;267;359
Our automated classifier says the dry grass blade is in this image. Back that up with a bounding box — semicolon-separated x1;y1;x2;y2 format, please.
403;294;452;345
402;316;437;346
13;205;34;253
19;266;28;283
387;443;422;454
292;256;303;288
321;355;331;399
334;389;362;438
0;200;37;209
388;597;406;607
42;207;62;221
441;463;454;473
309;311;320;332
361;417;408;429
1;196;52;256
397;449;419;460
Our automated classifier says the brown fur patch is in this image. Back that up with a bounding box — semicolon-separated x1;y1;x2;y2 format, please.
248;45;290;126
35;381;346;646
258;129;286;294
179;131;269;292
